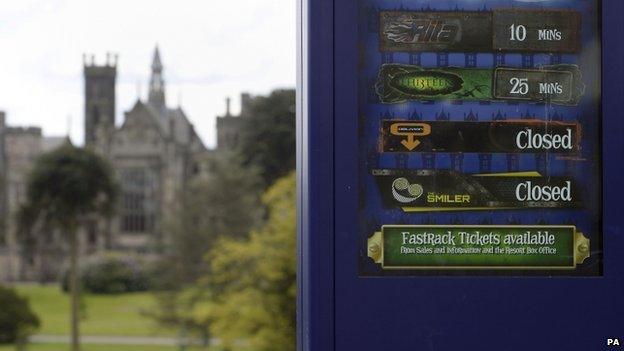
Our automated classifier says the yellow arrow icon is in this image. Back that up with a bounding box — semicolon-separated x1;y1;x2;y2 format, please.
401;134;421;151
390;122;431;151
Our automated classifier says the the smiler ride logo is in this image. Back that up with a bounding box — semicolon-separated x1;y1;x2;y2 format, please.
392;178;424;204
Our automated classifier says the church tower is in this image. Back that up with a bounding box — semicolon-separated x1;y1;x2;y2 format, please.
148;46;166;114
84;53;117;148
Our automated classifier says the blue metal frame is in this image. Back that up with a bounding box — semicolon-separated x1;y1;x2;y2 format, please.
298;0;334;350
298;0;624;350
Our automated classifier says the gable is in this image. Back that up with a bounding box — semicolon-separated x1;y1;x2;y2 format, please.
112;101;167;156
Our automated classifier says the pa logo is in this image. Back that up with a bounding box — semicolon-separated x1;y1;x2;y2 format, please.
608;338;621;347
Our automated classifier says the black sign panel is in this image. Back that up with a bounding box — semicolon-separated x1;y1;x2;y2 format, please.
493;66;583;105
372;169;581;210
492;9;581;53
380;120;582;154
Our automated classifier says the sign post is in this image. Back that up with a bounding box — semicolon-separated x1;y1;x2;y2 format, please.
298;1;624;350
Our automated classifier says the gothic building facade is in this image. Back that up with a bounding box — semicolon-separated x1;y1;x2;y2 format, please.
84;48;207;253
0;47;251;281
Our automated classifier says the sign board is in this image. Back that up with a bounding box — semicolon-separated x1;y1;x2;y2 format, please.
298;0;624;350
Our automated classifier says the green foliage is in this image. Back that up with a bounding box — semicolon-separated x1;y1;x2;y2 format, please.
148;287;212;346
156;152;264;288
18;143;119;351
197;173;296;351
19;144;118;230
151;89;296;347
237;89;295;188
61;253;153;294
0;285;40;344
150;153;264;341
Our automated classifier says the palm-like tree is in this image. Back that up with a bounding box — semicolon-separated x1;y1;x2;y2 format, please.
18;143;118;351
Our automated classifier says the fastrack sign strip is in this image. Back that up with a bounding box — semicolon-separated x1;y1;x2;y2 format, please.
367;225;590;270
381;120;582;154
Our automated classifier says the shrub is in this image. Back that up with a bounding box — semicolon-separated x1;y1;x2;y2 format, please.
62;253;153;294
199;173;296;351
0;285;40;344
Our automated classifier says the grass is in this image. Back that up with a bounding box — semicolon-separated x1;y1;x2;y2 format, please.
13;284;173;337
6;285;255;351
0;344;215;351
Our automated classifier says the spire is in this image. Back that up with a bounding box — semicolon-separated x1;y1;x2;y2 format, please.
152;46;163;71
225;97;231;117
136;80;142;102
148;45;166;114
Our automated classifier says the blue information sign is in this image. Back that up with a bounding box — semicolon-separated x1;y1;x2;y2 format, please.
298;0;624;350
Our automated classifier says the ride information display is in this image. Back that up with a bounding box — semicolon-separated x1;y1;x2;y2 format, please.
380;9;581;53
358;0;602;276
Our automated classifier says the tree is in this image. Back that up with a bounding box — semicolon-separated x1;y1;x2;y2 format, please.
196;172;296;351
237;89;295;188
150;152;263;340
18;144;117;351
163;152;263;285
0;285;40;346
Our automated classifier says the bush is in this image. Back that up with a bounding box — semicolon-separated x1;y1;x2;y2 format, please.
199;173;296;351
62;253;153;294
0;285;40;344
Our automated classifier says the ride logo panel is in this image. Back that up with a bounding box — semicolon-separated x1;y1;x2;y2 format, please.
358;0;602;276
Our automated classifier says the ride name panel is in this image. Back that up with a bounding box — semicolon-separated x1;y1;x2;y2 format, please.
379;9;581;53
367;225;590;270
372;169;581;211
375;64;584;105
379;11;492;52
381;120;581;154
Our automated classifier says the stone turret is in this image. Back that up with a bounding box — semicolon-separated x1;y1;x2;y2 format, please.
84;53;117;148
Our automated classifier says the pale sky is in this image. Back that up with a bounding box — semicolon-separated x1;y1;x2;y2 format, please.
0;0;296;148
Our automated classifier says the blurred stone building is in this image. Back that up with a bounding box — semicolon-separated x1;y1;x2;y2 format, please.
0;116;69;281
0;47;252;281
83;47;208;254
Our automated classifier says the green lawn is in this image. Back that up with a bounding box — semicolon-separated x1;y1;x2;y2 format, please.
0;344;213;351
13;284;172;337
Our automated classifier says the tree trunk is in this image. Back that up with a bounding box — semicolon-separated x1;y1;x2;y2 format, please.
15;335;26;351
69;228;80;351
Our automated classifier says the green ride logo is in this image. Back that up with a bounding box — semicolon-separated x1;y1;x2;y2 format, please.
389;71;463;96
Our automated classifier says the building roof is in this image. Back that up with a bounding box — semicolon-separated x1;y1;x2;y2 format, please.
120;47;206;153
123;99;206;152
